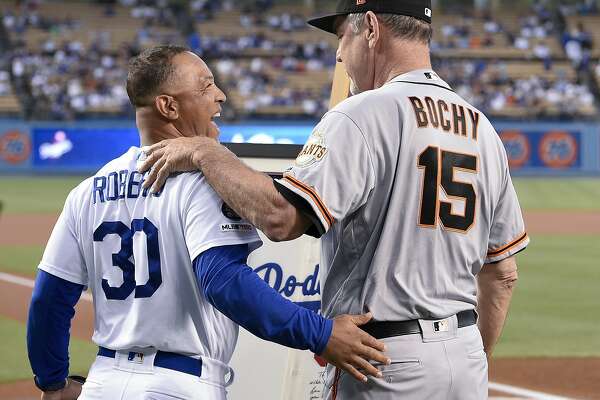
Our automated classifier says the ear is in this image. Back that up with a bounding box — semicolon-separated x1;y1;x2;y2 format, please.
364;11;380;49
154;95;179;120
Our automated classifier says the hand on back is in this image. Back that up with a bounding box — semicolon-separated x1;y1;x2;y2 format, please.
321;312;391;382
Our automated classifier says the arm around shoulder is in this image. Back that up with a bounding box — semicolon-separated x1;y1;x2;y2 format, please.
260;188;313;242
192;139;313;242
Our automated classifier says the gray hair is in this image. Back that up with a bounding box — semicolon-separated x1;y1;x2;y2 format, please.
347;13;432;44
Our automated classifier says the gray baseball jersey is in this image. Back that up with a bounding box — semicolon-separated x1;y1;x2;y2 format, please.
275;69;529;321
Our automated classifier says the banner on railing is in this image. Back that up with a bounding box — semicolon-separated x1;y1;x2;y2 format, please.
0;121;599;175
499;129;581;170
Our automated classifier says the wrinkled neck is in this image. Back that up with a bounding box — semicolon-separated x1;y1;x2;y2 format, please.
136;108;184;146
373;42;432;89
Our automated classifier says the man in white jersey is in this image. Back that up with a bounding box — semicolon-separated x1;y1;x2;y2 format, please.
26;45;390;400
139;2;529;398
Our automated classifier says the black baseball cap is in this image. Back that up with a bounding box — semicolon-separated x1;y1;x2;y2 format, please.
307;0;433;34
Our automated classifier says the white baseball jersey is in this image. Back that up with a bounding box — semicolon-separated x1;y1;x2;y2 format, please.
39;146;262;363
276;69;529;321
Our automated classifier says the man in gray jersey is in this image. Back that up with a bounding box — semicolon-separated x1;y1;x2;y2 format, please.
139;1;529;398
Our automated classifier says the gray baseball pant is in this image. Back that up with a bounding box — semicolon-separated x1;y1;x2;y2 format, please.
324;316;488;400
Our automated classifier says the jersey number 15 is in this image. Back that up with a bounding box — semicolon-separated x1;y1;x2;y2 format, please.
418;146;478;232
94;218;163;300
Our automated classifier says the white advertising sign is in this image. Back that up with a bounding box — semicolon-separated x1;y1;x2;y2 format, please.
228;232;327;400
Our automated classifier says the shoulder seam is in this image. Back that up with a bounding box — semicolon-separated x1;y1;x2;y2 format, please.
326;110;377;179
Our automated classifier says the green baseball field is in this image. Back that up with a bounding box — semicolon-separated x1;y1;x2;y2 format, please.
0;176;599;399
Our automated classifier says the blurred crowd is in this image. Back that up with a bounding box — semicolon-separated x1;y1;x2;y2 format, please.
431;9;556;53
212;40;335;118
10;44;133;120
436;59;595;117
1;0;185;119
0;0;598;120
240;12;307;32
0;69;10;96
2;0;78;35
215;55;331;117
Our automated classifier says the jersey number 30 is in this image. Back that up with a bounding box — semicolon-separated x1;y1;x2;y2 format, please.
418;146;477;232
94;218;162;300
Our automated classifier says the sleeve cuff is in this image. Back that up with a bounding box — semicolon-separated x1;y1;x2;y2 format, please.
34;376;67;392
314;318;334;355
273;179;324;238
38;263;88;286
189;238;263;263
486;232;530;264
274;175;334;235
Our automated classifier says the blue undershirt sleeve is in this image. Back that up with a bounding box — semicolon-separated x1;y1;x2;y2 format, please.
193;244;333;355
27;270;84;389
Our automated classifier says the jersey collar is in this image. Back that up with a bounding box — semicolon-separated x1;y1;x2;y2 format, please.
386;69;453;91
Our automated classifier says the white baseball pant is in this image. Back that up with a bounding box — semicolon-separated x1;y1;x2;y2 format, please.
78;349;233;400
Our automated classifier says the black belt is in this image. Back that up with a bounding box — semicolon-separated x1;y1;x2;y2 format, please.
98;347;202;377
361;310;477;339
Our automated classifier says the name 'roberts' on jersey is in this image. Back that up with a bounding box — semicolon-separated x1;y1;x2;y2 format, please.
409;95;480;141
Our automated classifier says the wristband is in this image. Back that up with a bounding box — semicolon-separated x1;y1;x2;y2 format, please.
34;376;66;392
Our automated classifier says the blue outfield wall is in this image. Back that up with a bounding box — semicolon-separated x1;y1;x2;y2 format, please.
0;119;599;176
493;121;600;176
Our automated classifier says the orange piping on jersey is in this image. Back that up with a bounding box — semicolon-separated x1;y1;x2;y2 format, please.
283;175;335;227
487;232;528;257
331;368;341;400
